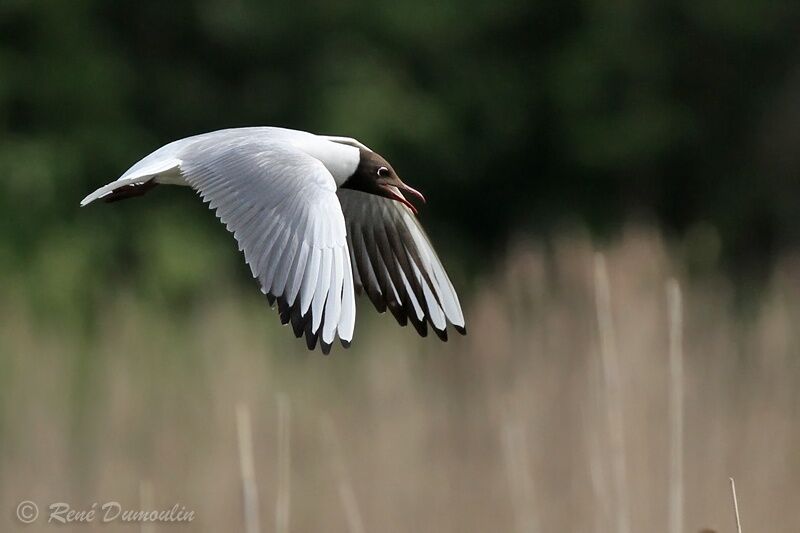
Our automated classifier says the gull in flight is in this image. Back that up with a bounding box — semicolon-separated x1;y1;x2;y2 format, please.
82;127;466;353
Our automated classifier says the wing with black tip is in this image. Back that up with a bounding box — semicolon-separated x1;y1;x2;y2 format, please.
179;139;356;353
337;189;465;340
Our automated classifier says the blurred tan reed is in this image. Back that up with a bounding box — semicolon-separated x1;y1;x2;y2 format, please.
276;393;291;533
667;279;684;533
593;253;630;533
500;416;538;533
139;480;154;533
320;413;366;533
729;477;742;533
237;402;261;533
1;227;798;532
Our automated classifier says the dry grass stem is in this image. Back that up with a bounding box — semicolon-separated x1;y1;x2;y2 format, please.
500;418;539;533
593;253;630;533
321;414;366;533
139;480;154;533
276;393;291;533
236;402;261;533
667;279;684;533
584;403;611;533
729;477;742;533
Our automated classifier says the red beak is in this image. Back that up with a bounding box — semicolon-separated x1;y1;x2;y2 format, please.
398;181;426;204
383;180;426;214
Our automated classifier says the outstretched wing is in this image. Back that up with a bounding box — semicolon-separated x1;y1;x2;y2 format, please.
337;189;465;340
180;139;356;353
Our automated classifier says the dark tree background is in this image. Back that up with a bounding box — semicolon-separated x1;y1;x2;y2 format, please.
1;0;799;315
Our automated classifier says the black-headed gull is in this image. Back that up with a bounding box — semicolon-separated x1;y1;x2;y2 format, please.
82;127;465;353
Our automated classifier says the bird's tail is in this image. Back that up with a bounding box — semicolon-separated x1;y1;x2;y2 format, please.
80;158;181;206
99;180;160;203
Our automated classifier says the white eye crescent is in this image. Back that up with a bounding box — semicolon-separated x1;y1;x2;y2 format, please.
377;166;390;178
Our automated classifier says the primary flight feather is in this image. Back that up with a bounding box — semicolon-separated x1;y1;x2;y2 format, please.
81;127;466;353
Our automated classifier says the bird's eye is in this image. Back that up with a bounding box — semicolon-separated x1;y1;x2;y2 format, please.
377;166;390;178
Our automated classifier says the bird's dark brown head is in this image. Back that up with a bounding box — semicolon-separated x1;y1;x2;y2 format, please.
340;148;426;214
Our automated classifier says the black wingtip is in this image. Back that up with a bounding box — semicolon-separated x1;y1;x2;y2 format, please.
290;306;310;338
278;304;291;325
387;302;407;326
340;338;351;349
455;324;467;335
304;320;318;350
410;318;428;337
433;327;448;342
306;334;318;350
321;341;332;355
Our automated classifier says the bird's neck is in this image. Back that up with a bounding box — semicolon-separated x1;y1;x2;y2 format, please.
291;135;360;187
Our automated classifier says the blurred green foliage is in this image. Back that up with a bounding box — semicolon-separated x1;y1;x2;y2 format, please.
1;0;799;316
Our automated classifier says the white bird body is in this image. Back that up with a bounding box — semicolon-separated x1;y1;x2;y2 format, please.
82;128;361;203
82;127;465;353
